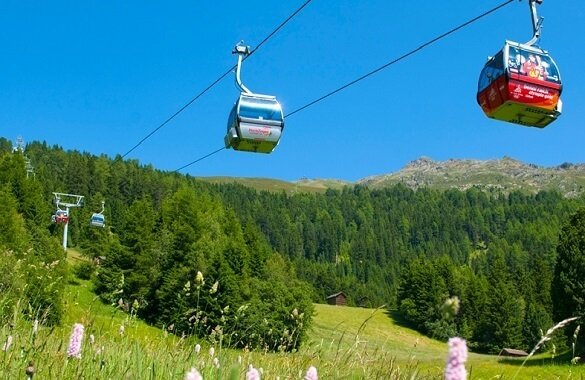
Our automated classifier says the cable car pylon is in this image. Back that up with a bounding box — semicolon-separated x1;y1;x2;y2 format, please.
52;192;84;251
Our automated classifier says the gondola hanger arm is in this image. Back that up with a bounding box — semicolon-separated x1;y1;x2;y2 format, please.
522;0;544;46
233;42;253;95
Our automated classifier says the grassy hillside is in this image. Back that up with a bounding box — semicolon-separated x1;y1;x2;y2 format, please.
310;304;584;378
197;176;350;194
2;274;582;379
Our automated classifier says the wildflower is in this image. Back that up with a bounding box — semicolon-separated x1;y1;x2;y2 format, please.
246;365;261;380
67;323;85;359
32;319;39;335
304;365;318;380
95;345;105;356
194;343;201;354
210;281;219;294
444;337;468;380
209;346;215;357
119;325;125;336
441;296;460;320
196;271;204;286
2;335;13;351
185;367;203;380
213;357;220;369
90;334;95;345
25;361;35;380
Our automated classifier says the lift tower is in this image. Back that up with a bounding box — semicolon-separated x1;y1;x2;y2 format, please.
53;192;84;251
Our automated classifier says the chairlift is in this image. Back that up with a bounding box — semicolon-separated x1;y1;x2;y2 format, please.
476;0;562;128
53;209;69;224
224;43;285;153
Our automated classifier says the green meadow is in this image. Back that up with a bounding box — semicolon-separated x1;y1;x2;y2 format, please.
2;262;584;379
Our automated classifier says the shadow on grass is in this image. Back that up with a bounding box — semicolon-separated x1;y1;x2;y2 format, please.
385;308;419;331
497;351;576;367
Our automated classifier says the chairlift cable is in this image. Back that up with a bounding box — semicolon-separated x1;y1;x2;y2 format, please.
121;0;314;159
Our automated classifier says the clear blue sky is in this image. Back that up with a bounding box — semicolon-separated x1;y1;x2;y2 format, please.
1;0;583;181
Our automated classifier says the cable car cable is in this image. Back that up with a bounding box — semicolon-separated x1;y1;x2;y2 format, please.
121;0;314;159
286;0;515;119
121;69;234;159
174;146;226;172
174;0;515;172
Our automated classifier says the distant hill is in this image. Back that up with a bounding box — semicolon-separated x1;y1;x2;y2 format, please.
199;157;585;197
358;156;585;197
197;176;350;194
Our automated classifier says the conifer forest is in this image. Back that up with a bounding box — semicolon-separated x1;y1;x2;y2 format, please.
2;138;585;358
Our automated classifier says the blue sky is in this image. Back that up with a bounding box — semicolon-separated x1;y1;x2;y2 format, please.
1;0;583;181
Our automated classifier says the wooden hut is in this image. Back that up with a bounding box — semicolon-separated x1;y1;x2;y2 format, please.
499;348;529;357
326;291;347;306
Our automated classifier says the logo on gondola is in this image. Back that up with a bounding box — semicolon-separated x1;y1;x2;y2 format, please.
249;127;271;136
528;69;540;79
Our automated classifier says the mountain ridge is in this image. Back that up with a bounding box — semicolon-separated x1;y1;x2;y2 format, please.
357;156;585;197
201;157;585;197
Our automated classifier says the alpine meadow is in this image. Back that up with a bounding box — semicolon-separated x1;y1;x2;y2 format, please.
2;138;585;379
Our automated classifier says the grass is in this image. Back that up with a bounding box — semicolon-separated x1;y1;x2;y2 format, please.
196;176;350;194
2;273;585;379
309;304;585;379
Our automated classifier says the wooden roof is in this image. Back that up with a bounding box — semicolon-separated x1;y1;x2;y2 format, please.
499;348;529;356
326;291;346;299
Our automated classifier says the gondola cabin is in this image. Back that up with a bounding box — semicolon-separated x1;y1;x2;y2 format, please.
225;93;284;154
477;41;562;128
90;213;105;228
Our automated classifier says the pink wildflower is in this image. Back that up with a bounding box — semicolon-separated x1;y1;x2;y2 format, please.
67;323;85;358
304;365;318;380
184;367;203;380
444;337;468;380
246;365;261;380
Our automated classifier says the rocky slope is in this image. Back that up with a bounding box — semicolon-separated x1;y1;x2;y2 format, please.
358;157;585;197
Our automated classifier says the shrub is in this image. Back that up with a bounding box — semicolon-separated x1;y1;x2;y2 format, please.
73;261;95;280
